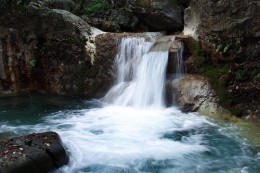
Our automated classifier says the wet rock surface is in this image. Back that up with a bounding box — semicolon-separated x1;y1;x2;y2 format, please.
167;74;230;117
0;132;69;173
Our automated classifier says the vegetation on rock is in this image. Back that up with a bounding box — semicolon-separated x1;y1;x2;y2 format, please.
85;0;110;15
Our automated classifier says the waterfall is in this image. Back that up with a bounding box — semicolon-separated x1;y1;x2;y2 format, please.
174;41;185;79
103;37;169;108
103;36;185;108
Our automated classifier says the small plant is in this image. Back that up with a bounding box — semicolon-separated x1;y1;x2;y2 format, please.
29;59;37;67
85;0;109;14
254;73;260;80
223;44;231;53
192;41;204;57
136;0;151;7
216;43;232;54
221;65;231;74
235;70;247;81
16;0;23;5
216;44;223;53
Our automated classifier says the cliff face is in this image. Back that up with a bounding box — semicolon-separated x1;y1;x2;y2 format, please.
185;0;259;60
183;0;260;119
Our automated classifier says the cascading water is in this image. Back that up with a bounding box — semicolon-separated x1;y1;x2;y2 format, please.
103;37;169;108
0;35;260;173
173;41;185;79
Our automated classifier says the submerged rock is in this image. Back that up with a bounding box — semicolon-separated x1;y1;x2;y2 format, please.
167;74;231;117
0;132;69;173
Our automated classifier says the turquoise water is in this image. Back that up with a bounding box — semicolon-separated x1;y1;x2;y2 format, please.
0;94;260;173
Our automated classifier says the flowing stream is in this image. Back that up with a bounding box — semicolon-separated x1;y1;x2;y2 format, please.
0;36;260;173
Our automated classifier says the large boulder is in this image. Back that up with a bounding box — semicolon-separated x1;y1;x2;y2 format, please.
167;74;230;117
0;132;69;173
0;0;115;97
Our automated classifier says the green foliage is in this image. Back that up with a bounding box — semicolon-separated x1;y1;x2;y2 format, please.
235;70;247;81
29;59;37;67
68;35;87;46
192;41;204;57
254;73;260;80
200;64;232;108
85;0;109;14
136;0;151;7
216;44;222;53
223;44;231;53
16;0;23;5
216;43;232;54
222;64;231;74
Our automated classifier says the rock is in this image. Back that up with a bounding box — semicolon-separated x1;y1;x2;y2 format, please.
0;6;91;95
130;0;184;31
186;0;260;39
82;16;121;32
0;132;69;173
184;0;260;60
167;74;231;117
107;9;139;31
0;132;17;141
182;1;260;118
0;0;113;97
42;0;80;15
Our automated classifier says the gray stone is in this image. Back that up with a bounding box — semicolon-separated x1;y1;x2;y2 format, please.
167;74;231;117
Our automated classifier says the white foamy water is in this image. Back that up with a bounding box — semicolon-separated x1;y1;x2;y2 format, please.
44;106;209;173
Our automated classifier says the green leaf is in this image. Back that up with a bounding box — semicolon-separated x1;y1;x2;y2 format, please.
16;0;23;5
29;59;37;67
216;44;222;53
223;44;231;53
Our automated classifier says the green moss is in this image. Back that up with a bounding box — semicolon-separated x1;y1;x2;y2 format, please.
199;64;234;112
29;58;37;67
136;0;151;7
84;0;109;15
254;73;260;80
235;70;247;81
76;61;98;93
67;35;87;46
76;63;87;93
191;41;202;56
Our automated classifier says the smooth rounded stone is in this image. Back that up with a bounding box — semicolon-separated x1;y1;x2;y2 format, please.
167;74;231;117
0;132;69;173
